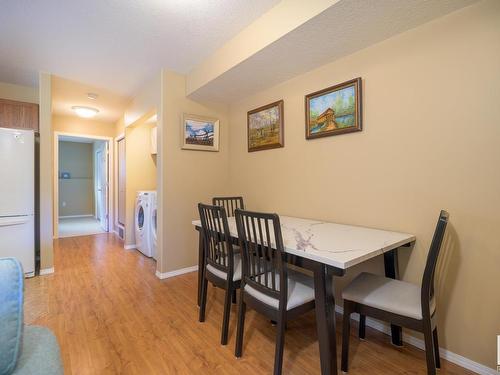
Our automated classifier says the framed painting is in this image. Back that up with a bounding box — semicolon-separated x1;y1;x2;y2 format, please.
305;77;362;139
247;100;284;152
181;114;219;151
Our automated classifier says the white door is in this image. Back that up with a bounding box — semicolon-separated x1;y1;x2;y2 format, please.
95;143;109;231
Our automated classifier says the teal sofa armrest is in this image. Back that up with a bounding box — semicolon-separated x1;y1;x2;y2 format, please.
12;326;63;375
0;258;24;375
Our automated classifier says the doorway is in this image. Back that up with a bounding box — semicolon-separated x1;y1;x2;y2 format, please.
53;133;114;238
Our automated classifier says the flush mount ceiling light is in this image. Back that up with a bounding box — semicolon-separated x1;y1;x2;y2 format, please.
72;106;99;118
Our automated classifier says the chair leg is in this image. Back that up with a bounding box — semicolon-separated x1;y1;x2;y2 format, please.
341;301;352;372
235;290;246;357
273;315;286;375
423;324;437;375
221;284;232;345
433;327;441;369
232;289;237;304
358;314;366;340
199;277;208;322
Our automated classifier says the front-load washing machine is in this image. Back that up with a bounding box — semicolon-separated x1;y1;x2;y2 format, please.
149;191;158;260
135;191;154;257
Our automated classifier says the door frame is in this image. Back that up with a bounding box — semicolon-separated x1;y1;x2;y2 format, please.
94;142;108;231
114;133;125;235
53;132;114;239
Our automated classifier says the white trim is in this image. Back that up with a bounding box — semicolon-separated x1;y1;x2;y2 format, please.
124;244;137;250
335;305;497;375
155;265;198;280
114;134;125;231
40;267;55;275
59;214;93;219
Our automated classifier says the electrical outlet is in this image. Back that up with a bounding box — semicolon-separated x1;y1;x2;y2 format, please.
62;201;66;207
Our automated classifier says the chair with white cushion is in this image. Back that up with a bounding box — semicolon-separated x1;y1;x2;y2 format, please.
341;210;449;375
234;209;315;375
198;203;241;345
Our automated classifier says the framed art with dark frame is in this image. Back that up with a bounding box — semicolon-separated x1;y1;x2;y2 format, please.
305;77;362;140
247;100;284;152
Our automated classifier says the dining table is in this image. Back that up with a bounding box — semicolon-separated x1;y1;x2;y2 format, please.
192;215;415;375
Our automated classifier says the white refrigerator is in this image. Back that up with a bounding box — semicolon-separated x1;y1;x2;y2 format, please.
0;127;35;277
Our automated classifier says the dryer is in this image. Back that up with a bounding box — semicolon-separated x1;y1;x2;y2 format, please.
135;191;154;257
149;191;158;260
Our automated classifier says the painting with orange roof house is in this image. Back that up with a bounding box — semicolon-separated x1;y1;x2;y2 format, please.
305;78;362;139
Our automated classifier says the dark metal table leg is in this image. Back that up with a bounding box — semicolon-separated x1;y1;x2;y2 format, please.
384;249;403;346
314;263;337;374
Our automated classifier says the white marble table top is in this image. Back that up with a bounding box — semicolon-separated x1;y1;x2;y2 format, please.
192;215;415;269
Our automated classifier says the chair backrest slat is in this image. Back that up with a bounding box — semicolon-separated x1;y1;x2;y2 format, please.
212;196;245;217
198;203;235;276
421;210;449;319
235;209;287;302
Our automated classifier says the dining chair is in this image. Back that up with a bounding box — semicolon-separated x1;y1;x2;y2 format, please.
198;203;241;345
212;196;244;217
341;210;449;375
234;209;316;375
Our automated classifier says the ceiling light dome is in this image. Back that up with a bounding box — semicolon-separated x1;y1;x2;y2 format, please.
72;106;99;118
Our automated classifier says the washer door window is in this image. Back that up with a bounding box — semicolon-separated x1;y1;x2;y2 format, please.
137;205;145;230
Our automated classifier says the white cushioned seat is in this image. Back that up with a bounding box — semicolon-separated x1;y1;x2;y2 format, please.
206;253;242;281
342;272;435;320
244;269;315;311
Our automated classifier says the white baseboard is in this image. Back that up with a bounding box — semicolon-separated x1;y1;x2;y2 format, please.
335;305;497;375
124;244;137;250
59;214;93;219
40;267;55;276
155;265;198;280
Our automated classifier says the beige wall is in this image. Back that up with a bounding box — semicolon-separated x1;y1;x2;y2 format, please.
58;141;94;217
53;115;116;138
227;0;500;369
39;73;53;270
114;116;125;137
124;122;157;246
159;70;229;273
124;74;161;127
0;81;38;103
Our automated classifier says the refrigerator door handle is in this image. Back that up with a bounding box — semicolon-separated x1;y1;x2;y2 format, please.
0;216;29;227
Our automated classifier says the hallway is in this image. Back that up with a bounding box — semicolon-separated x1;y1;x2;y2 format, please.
58;217;105;238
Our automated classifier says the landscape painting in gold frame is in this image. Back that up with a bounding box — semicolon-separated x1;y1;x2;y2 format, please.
247;100;284;152
305;77;362;139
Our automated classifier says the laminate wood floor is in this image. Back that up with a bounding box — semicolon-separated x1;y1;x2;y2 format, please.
24;234;474;375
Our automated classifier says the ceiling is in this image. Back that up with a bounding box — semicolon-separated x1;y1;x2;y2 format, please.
52;76;129;123
190;0;478;103
0;0;279;96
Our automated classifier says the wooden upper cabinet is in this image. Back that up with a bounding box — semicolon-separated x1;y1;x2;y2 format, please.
0;98;39;132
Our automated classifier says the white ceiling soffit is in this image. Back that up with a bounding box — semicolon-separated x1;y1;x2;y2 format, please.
0;0;280;96
188;0;478;103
